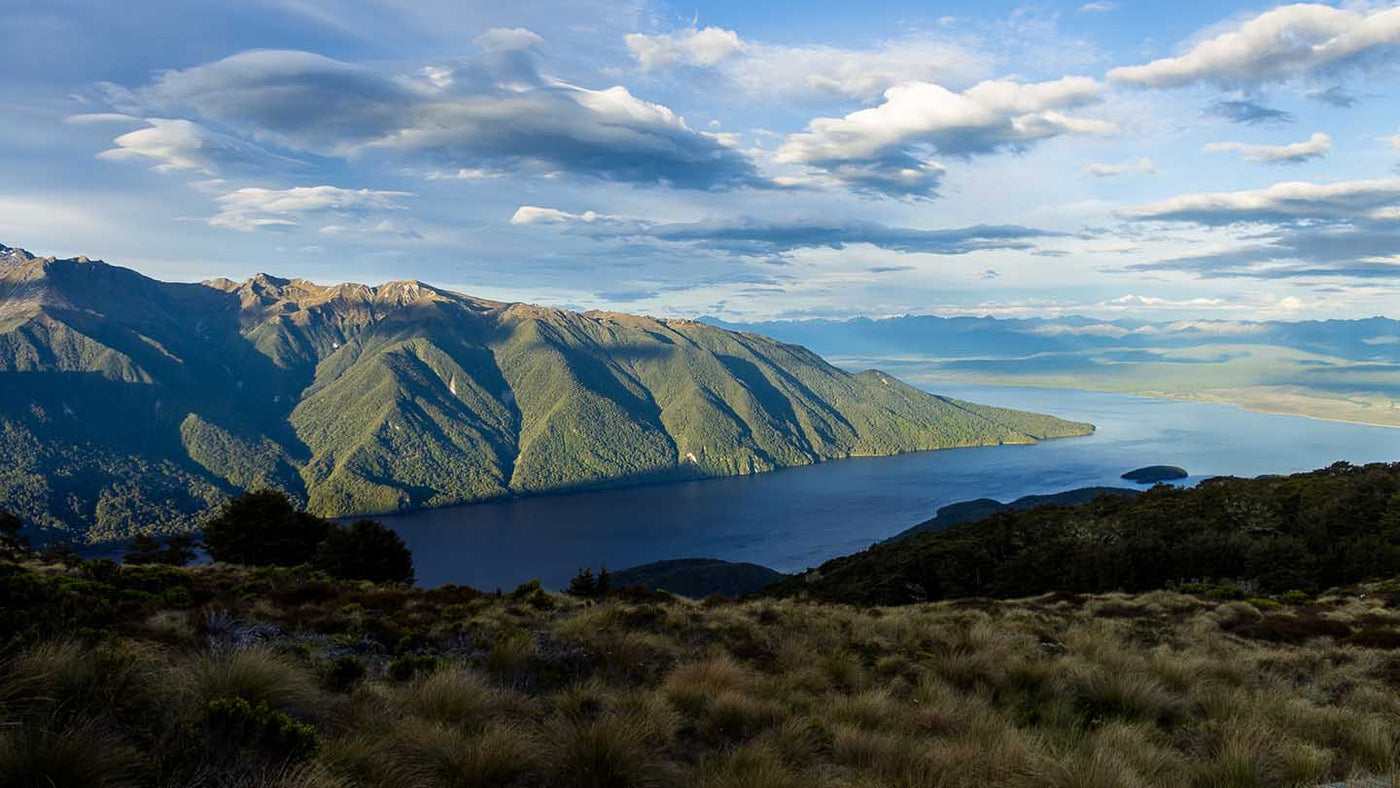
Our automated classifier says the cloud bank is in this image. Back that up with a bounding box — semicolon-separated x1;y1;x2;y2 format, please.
1109;4;1400;88
1203;132;1331;164
776;77;1114;197
210;186;412;231
98;34;765;190
512;206;1065;256
625;25;988;102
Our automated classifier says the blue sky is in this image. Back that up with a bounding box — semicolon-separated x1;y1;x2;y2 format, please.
3;0;1399;321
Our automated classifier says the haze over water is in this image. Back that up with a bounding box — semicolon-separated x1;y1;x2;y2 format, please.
381;385;1400;590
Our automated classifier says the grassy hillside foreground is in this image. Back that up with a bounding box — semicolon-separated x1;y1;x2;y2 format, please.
5;556;1400;787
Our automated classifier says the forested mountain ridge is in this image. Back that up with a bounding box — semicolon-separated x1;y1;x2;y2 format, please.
0;245;1092;541
769;462;1400;606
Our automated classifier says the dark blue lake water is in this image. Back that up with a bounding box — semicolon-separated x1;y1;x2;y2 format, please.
379;385;1399;589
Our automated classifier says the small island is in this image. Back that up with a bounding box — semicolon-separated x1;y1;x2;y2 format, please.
1121;465;1189;484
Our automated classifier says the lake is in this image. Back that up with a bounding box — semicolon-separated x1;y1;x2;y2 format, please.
379;385;1399;589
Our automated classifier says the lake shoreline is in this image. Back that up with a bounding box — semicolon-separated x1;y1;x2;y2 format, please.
372;384;1398;589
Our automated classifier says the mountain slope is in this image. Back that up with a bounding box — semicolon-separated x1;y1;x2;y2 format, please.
0;244;1093;540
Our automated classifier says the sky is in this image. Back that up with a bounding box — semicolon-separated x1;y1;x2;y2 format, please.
3;0;1400;322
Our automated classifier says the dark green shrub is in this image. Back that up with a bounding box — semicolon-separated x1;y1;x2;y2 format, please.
511;580;543;599
567;568;598;597
0;510;28;562
160;535;197;566
388;654;438;682
161;586;195;608
313;519;414;584
116;565;194;595
1204;582;1248;600
123;535;163;565
206;696;319;760
567;567;612;598
40;542;81;567
325;655;366;692
203;490;330;567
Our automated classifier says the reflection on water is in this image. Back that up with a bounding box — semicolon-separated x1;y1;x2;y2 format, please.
378;385;1399;589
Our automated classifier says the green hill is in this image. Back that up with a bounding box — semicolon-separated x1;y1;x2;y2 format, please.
608;558;788;598
771;462;1400;606
885;486;1140;542
0;244;1092;541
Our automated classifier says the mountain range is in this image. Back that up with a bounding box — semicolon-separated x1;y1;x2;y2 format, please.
704;313;1400;427
0;244;1091;542
702;313;1400;362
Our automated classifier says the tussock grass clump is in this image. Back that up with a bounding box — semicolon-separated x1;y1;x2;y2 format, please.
543;709;677;788
0;721;143;788
662;654;754;715
396;664;531;729
175;646;321;719
375;721;541;788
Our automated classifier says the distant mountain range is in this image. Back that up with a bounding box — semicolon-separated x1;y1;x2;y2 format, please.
702;314;1400;363
704;313;1400;427
0;244;1091;542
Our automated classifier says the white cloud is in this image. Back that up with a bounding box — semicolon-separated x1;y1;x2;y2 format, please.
1203;132;1331;164
1106;294;1228;308
508;206;620;225
1124;178;1400;224
1387;131;1400;150
209;185;412;231
625;26;989;102
473;26;545;52
1156;320;1268;336
1027;322;1132;337
63;113;142;125
95;118;267;174
511;205;1063;255
1083;157;1155;176
1109;4;1400;88
776;77;1113;196
626;26;745;70
1079;2;1117;12
100;43;763;190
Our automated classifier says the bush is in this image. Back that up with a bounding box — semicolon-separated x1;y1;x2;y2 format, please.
567;567;612;599
389;654;439;683
123;535;163;565
314;519;414;584
160;535;197;566
206;696;319;760
0;509;27;558
203;490;330;567
326;656;367;692
568;568;598;598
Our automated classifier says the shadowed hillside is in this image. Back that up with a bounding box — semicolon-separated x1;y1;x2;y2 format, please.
0;245;1092;541
770;462;1400;606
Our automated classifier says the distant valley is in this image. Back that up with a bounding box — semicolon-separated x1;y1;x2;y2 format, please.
0;245;1091;541
707;314;1400;428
